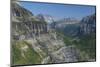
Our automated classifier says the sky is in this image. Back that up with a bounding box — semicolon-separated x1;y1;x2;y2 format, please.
19;1;95;20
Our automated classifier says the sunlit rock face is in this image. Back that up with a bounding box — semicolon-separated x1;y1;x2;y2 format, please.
36;14;54;24
11;1;48;40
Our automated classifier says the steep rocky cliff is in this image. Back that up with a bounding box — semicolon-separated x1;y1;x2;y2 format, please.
79;13;96;35
11;1;48;40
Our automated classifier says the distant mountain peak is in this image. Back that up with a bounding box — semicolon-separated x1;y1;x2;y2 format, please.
36;14;55;24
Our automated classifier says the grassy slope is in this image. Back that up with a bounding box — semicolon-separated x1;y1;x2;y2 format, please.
75;33;96;60
12;40;42;65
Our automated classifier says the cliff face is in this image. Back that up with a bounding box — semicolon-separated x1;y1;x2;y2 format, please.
79;14;96;35
11;1;33;39
11;1;48;40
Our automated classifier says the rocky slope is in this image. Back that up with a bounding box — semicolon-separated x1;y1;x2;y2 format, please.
13;32;80;65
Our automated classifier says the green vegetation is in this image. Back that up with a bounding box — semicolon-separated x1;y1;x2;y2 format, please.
56;31;73;46
58;31;96;61
12;40;42;65
74;33;96;60
63;36;73;46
